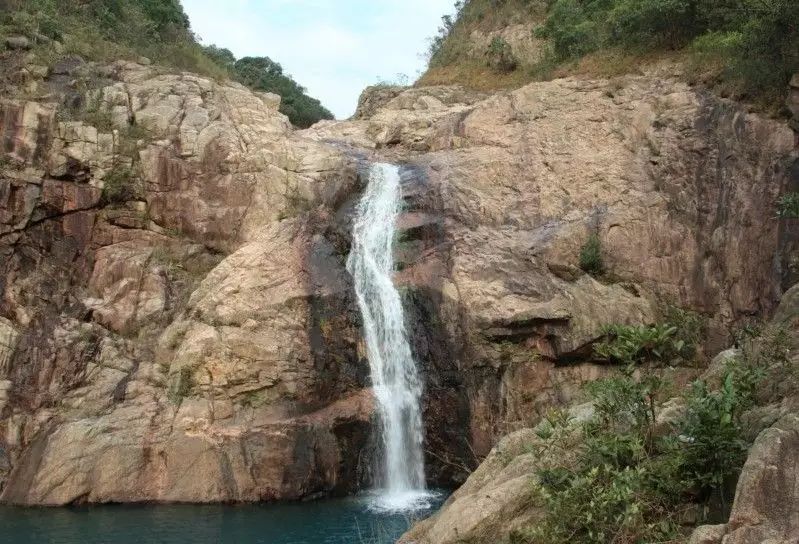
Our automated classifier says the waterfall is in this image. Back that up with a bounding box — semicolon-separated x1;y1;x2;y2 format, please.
347;163;429;511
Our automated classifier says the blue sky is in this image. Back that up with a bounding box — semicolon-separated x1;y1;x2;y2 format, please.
181;0;456;119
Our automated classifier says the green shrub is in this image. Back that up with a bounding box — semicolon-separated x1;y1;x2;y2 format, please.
594;306;703;367
434;0;798;107
536;0;602;60
777;192;799;219
606;0;700;50
167;366;194;404
662;304;706;361
579;233;604;276
227;56;335;128
102;164;139;204
678;374;753;503
525;464;678;544
732;324;795;404
515;373;682;544
594;323;682;365
485;36;518;72
514;362;759;543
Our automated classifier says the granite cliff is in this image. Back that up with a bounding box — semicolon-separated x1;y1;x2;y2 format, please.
0;37;798;544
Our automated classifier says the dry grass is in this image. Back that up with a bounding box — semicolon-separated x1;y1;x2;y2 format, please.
419;48;687;93
418;61;533;91
549;48;685;80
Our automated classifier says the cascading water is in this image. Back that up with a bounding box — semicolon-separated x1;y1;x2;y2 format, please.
347;162;430;512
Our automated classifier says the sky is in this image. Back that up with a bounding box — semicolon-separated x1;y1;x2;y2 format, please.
181;0;456;119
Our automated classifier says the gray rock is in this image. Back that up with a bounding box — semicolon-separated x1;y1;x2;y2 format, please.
5;36;31;50
688;524;726;544
50;55;86;76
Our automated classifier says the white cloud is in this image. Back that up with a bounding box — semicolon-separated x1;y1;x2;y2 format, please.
182;0;455;119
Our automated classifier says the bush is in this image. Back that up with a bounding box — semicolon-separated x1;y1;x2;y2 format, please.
516;373;683;544
0;1;334;127
732;324;795;404
227;56;335;128
485;36;518;72
579;233;604;276
606;0;701;50
594;306;703;367
678;374;753;503
777;192;799;219
167;366;194;404
662;304;706;361
476;0;798;107
102;164;139;204
537;0;601;60
594;323;682;365
514;362;760;543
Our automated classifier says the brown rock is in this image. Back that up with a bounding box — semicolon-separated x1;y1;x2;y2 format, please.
2;58;797;507
723;413;799;544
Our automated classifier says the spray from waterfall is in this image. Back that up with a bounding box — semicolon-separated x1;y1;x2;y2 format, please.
347;163;430;512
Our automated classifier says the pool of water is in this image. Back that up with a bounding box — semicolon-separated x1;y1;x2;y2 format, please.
0;492;447;544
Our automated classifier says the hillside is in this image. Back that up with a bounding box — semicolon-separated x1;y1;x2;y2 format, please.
0;0;333;126
0;2;798;544
423;0;799;112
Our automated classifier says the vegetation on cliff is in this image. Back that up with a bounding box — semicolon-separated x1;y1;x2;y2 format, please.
0;0;333;126
201;47;334;129
425;0;799;110
507;321;796;544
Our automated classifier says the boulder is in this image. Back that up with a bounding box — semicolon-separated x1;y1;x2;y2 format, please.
688;524;726;544
353;85;407;119
4;36;31;50
723;413;799;544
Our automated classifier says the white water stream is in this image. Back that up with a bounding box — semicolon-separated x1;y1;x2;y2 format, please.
347;163;431;512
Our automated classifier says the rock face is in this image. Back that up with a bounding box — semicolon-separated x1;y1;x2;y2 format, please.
1;51;797;505
307;68;798;465
0;58;370;504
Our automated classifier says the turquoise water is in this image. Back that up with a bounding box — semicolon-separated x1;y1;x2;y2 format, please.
0;494;446;544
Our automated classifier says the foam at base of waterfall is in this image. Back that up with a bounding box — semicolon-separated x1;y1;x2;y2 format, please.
365;489;443;514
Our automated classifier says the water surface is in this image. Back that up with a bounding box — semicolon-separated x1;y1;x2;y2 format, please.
0;493;445;544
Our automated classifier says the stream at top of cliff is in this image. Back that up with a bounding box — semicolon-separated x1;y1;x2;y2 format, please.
0;493;447;544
